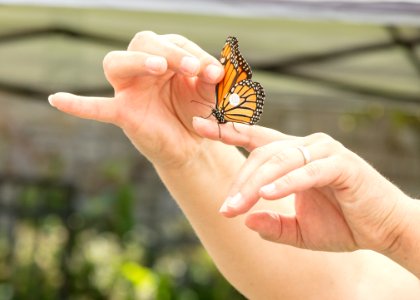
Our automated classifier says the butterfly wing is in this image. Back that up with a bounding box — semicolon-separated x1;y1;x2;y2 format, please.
214;36;265;125
216;36;252;109
219;36;238;65
222;79;265;125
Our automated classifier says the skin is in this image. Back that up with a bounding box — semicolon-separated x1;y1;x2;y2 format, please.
48;31;420;299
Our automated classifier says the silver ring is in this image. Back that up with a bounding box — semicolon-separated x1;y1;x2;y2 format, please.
296;146;311;165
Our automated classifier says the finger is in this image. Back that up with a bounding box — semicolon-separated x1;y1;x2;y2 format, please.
192;117;295;152
103;51;168;84
220;142;336;217
163;34;224;83
128;31;214;78
245;211;303;247
219;141;301;217
163;34;225;103
48;92;118;124
260;156;345;200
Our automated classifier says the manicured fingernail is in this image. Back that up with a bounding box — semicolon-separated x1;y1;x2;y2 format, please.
219;201;229;214
260;183;276;195
226;192;244;209
205;64;222;81
180;56;200;75
192;116;211;126
219;193;244;215
48;95;55;107
145;56;166;73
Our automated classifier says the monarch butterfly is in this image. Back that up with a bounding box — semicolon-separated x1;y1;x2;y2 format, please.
211;36;265;134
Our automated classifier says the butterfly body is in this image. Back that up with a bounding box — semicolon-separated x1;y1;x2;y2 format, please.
213;36;265;128
211;107;227;124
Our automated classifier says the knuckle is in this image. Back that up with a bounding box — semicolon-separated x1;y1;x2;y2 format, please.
303;162;322;178
166;33;187;45
308;132;332;143
242;126;257;151
249;146;265;160
102;51;119;71
269;150;288;166
133;30;156;43
340;144;357;160
337;148;357;164
281;173;295;186
246;175;261;190
330;139;344;152
320;136;343;152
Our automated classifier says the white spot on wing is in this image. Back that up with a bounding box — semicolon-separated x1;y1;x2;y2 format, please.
229;93;240;106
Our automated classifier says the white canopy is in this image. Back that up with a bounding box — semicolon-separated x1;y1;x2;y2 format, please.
1;0;420;25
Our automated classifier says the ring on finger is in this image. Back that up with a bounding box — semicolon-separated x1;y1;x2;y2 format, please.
296;145;311;165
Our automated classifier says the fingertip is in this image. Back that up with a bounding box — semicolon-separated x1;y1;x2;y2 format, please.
245;211;280;237
192;115;207;126
46;93;117;124
48;94;56;107
193;118;254;146
50;92;73;98
245;212;266;233
259;183;278;199
217;192;251;218
192;117;217;136
203;63;224;83
48;92;72;107
244;212;260;229
180;56;200;76
218;206;241;218
192;115;210;126
145;56;167;74
218;202;238;218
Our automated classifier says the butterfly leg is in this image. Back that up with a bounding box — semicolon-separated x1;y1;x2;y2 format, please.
203;111;213;119
231;122;240;134
216;122;239;139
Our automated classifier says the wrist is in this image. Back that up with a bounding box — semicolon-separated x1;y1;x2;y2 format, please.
154;140;244;177
379;195;420;277
377;193;412;254
153;140;246;217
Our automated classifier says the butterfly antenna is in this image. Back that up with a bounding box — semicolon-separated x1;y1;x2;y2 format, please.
190;100;213;109
191;100;214;119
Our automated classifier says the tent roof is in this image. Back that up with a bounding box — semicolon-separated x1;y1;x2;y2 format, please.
1;0;420;25
0;4;419;105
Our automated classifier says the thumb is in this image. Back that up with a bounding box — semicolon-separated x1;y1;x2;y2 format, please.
48;92;118;125
192;117;294;152
245;211;303;248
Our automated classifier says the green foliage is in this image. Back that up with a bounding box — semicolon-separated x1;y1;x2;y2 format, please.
0;181;245;300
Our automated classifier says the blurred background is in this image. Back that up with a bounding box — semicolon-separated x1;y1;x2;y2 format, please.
0;1;419;299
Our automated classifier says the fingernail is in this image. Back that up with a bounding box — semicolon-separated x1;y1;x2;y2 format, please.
260;183;276;195
226;192;244;209
192;116;210;125
205;64;222;82
219;193;244;215
48;94;56;107
219;201;229;214
180;56;200;75
145;56;166;73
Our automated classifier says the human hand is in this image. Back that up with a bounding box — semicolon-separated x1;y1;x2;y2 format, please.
48;31;224;168
193;117;413;254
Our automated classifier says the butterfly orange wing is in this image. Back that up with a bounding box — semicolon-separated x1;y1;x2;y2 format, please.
216;37;252;109
215;36;265;125
223;79;265;124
